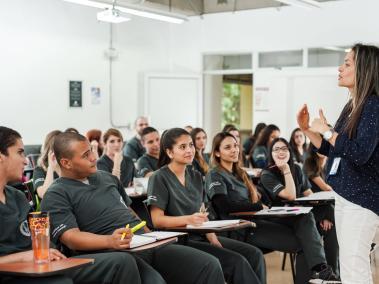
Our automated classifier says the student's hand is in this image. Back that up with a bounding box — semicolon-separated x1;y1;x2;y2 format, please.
114;151;124;167
297;104;310;131
49;249;67;261
91;140;99;152
276;161;290;173
320;219;333;231
48;151;60;172
323;185;333;191
107;228;133;250
186;213;208;226
206;233;223;248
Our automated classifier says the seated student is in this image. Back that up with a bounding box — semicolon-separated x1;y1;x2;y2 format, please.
190;128;210;177
97;128;136;187
0;126;141;284
33;130;62;199
222;125;248;167
85;129;104;160
303;143;333;192
260;137;339;279
123;116;149;162
289;128;308;167
243;123;266;157
136;127;160;177
205;132;340;284
147;128;266;284
41;131;225;284
249;124;280;168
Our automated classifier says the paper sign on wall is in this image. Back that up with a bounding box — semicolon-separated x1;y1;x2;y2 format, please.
91;87;101;105
254;87;270;111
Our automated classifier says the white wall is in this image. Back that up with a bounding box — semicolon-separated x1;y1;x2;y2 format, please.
168;0;378;137
0;0;170;144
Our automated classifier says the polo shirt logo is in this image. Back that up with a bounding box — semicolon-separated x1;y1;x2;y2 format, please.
148;195;157;202
273;184;283;193
19;220;31;237
208;181;221;191
120;196;128;208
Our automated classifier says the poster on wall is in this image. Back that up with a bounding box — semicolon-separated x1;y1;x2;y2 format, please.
69;81;82;107
91;87;101;105
254;87;270;111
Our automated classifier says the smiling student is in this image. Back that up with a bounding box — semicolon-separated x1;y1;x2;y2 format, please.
205;132;340;284
147;128;266;284
97;128;136;187
136;127;160;177
0;127;141;284
41;131;225;284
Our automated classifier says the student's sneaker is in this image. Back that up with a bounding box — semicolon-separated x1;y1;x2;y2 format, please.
309;264;341;284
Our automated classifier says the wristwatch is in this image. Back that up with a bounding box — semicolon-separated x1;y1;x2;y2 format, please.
322;128;334;140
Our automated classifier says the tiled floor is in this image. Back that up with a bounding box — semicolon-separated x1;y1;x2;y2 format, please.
264;248;379;284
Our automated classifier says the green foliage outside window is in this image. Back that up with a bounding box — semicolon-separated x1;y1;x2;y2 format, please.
222;83;240;129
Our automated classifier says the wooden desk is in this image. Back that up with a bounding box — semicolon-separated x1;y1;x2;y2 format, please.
163;220;255;234
0;258;94;277
126;237;178;252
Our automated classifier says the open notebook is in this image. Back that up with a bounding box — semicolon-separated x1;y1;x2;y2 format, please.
186;219;242;229
254;207;313;216
295;191;335;201
130;232;186;248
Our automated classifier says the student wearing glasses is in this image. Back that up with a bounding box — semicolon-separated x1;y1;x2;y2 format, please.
147;128;266;284
123;116;149;162
97;128;136;187
136;127;160;177
205;132;339;283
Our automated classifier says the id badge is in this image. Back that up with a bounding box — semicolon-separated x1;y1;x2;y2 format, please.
329;157;341;175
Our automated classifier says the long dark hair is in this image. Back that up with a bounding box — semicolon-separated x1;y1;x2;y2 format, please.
338;43;379;138
267;137;296;180
303;144;324;179
190;128;209;174
289;128;307;163
210;132;259;203
158;128;191;168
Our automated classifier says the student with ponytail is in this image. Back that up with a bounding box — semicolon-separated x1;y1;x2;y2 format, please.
147;128;266;284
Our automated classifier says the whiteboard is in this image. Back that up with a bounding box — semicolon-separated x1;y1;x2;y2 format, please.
144;74;202;130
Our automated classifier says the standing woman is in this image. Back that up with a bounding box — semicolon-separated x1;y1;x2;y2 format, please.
147;128;266;284
190;128;210;177
289;128;307;166
97;128;136;187
33;130;62;198
297;43;379;284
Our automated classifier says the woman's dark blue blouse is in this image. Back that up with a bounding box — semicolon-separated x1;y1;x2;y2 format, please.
318;95;379;214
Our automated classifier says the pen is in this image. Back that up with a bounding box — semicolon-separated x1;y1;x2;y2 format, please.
120;224;130;241
285;209;299;212
199;203;208;214
131;221;146;233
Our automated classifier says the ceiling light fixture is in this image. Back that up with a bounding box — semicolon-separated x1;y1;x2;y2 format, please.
97;7;130;23
62;0;187;24
275;0;322;10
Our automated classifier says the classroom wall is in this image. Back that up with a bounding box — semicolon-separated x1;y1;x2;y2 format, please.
0;0;170;144
167;0;378;137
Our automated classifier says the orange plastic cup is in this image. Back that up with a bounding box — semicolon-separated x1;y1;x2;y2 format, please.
28;212;50;264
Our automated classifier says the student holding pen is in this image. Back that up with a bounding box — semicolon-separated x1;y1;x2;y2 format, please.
41;131;225;284
147;128;266;284
205;132;340;284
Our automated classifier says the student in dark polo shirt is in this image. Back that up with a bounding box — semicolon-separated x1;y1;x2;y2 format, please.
97;128;136;187
0;126;140;284
205;132;340;283
42;131;225;284
136;127;160;177
147;128;266;284
123;116;149;162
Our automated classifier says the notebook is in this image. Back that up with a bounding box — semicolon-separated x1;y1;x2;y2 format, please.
295;191;335;201
254;207;313;216
186;219;242;229
130;231;186;248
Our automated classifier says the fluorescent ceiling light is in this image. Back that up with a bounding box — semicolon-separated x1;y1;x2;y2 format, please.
97;8;130;23
62;0;187;24
275;0;322;10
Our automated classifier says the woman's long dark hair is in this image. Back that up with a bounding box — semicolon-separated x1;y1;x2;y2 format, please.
210;132;259;203
158;128;191;168
249;124;280;159
289;128;307;163
267;137;296;183
338;43;379;138
190;128;209;174
303;144;324;179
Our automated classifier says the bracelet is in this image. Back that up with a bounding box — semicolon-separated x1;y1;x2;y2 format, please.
283;171;291;175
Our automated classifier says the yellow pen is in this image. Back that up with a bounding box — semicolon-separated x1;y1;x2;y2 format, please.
131;221;146;233
120;224;130;241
